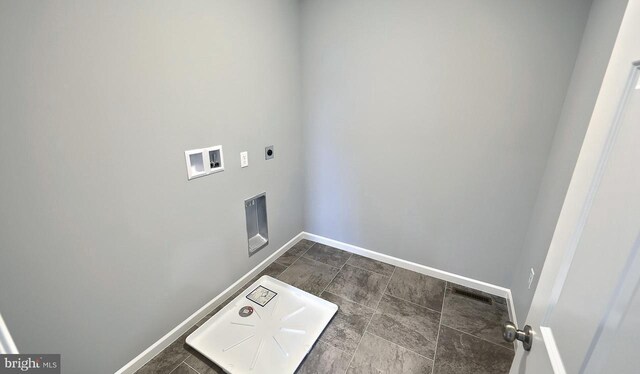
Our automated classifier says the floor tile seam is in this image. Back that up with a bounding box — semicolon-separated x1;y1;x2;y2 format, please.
322;290;376;312
343;260;396;278
273;268;286;278
373;266;396;311
431;282;448;373
302;241;351;268
320;252;352;295
345;303;377;374
280;241;316;269
382;292;443;316
343;266;402;371
167;358;189;374
301;253;342;272
182;359;202;374
317;337;353;356
439;323;515;352
301;252;351;269
364;331;436;362
139;331;192;374
300;241;317;257
280;248;340;278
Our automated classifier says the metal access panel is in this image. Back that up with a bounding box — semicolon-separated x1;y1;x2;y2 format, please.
186;276;338;374
245;192;268;256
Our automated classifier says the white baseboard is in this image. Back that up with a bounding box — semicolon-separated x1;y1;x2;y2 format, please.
302;232;518;325
115;232;304;374
506;289;519;328
117;231;519;373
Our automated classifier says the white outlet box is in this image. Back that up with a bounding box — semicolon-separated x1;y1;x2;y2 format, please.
528;268;535;289
185;145;224;180
240;151;249;168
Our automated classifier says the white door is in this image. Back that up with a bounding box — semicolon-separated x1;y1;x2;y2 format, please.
510;1;640;373
0;313;18;354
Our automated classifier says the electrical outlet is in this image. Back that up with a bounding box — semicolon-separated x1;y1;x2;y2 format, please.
528;268;535;289
240;151;249;168
265;145;274;160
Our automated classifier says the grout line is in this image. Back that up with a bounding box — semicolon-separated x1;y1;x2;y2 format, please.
317;337;352;356
344;314;374;374
183;360;201;374
375;266;395;310
344;256;397;277
301;241;316;257
382;291;443;315
341;262;396;278
278;243;311;275
320;251;352;296
322;290;376;311
365;331;435;362
302;251;352;271
293;253;341;272
439;323;515;352
431;281;447;373
315;251;358;374
344;266;397;374
138;337;188;373
167;358;187;374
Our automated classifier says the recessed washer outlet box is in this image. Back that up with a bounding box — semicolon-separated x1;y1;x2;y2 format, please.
245;192;268;256
184;145;224;180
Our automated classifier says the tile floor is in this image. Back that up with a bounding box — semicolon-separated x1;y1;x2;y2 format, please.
136;239;514;374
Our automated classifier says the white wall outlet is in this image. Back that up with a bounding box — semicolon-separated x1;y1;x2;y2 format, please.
528;268;535;289
240;151;249;168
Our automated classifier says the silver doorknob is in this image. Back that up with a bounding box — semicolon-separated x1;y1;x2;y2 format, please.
503;321;533;351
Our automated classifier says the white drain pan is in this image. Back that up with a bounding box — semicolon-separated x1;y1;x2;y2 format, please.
186;275;338;374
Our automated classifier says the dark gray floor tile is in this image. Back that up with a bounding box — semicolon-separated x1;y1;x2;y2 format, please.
251;261;289;283
136;326;197;374
325;264;389;308
319;291;375;354
169;363;198;374
346;254;395;276
276;239;315;267
347;333;433;374
277;256;339;296
433;326;513;374
303;243;352;268
367;294;440;358
441;284;512;349
386;268;445;311
296;340;352;374
184;352;225;374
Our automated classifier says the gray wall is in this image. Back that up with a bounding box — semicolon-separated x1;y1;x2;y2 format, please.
0;1;303;373
510;0;629;323
300;0;592;286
